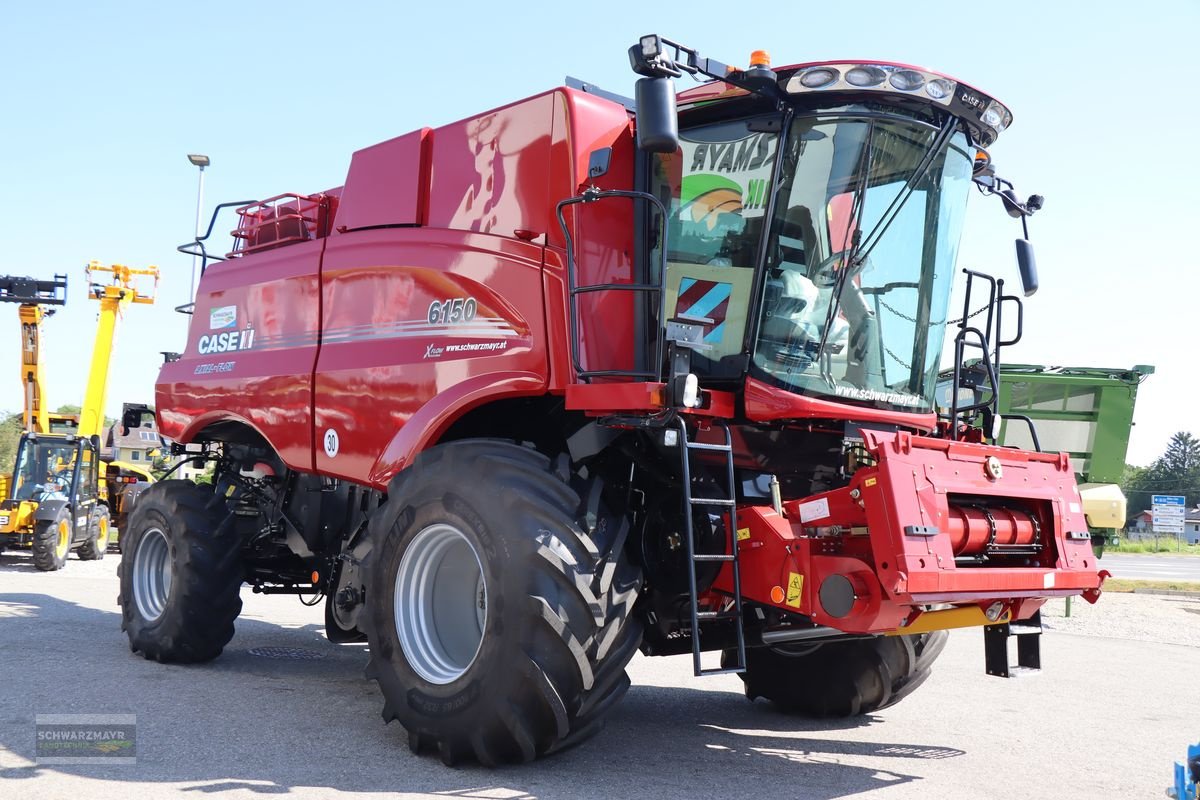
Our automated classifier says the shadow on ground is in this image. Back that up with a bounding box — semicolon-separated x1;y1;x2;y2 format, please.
0;579;964;799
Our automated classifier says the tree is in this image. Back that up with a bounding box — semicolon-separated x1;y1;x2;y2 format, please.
1122;431;1200;520
1158;432;1200;481
0;411;22;472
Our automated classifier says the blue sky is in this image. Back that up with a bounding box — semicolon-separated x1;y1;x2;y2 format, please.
1;1;1196;465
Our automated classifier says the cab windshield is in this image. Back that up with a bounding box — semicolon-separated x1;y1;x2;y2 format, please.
12;438;79;500
753;111;974;411
652;106;975;413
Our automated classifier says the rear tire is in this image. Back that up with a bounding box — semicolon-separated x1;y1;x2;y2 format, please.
31;506;71;571
364;440;642;766
78;507;110;561
725;631;948;717
118;480;243;663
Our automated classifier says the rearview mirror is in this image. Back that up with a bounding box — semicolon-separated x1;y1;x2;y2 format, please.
121;403;153;436
1015;239;1038;297
635;77;679;153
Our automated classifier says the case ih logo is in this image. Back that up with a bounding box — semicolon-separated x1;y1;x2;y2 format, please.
198;328;256;355
676;278;731;343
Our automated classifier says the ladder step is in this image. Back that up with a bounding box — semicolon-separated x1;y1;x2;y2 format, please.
688;497;736;506
685;442;733;453
692;554;735;562
698;666;746;676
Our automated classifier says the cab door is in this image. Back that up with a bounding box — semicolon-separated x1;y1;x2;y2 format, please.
71;441;100;544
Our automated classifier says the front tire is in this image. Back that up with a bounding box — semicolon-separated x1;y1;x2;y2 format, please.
725;631;948;717
118;480;243;663
364;440;642;766
78;507;110;561
32;506;72;571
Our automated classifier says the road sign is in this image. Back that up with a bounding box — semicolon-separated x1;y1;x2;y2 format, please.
1153;508;1185;520
1151;495;1188;534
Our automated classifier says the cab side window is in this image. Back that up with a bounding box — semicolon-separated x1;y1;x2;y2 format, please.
650;116;779;376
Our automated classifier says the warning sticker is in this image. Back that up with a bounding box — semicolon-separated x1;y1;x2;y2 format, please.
864;477;877;488
736;527;751;542
797;497;830;523
785;572;804;608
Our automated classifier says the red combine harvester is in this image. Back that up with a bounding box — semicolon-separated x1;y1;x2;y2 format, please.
120;36;1101;765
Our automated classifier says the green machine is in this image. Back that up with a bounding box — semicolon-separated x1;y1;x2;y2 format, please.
987;363;1154;552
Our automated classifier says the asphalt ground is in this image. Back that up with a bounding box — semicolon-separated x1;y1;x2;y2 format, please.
0;550;1195;800
1099;553;1200;582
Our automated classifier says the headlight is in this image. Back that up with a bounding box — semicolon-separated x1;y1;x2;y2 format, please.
888;69;925;91
799;67;839;88
982;100;1013;131
845;66;886;87
926;78;955;100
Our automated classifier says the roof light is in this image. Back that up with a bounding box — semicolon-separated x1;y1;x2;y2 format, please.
889;69;925;92
798;67;839;88
777;63;1009;143
926;78;955;100
749;49;771;67
982;100;1013;131
640;34;661;57
845;65;886;87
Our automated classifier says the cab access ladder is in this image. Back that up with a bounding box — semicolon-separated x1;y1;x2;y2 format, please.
677;416;746;676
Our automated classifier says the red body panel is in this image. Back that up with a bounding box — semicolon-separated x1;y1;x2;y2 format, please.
159;87;643;486
744;376;937;432
313;228;546;488
158;239;324;470
335;129;431;230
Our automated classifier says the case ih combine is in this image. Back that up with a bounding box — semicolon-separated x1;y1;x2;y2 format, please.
119;36;1105;765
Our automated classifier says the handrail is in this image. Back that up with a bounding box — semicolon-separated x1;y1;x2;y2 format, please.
554;187;670;382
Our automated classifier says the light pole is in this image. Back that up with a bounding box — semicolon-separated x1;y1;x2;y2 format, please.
186;154;210;305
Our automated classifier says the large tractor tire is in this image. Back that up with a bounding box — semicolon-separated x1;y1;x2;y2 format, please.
364;440;642;766
31;506;72;571
118;480;243;663
724;631;948;717
77;507;111;561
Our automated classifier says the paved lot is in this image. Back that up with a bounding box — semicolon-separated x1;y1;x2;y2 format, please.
1100;553;1200;582
0;550;1195;800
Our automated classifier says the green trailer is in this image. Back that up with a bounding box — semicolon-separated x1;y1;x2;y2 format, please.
985;363;1153;552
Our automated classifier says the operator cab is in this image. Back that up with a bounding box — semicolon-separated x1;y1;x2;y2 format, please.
612;40;1039;426
9;436;96;504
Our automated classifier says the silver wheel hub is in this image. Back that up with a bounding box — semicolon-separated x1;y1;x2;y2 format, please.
394;523;487;685
132;527;172;622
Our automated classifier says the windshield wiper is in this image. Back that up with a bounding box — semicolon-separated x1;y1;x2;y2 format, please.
856;116;957;262
813;123;875;385
810;115;958;384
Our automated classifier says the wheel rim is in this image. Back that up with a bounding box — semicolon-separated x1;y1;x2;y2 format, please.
394;523;487;685
55;520;70;559
133;527;172;622
97;517;109;549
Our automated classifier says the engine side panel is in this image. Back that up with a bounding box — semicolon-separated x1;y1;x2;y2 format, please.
313;228;547;487
157;239;323;471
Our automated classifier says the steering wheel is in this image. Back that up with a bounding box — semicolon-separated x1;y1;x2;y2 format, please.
809;248;862;288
